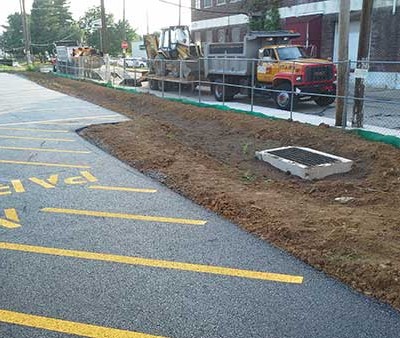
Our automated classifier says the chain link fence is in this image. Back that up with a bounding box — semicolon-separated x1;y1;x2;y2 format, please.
55;56;400;137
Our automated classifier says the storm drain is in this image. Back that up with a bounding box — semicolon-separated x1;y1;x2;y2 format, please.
256;146;353;180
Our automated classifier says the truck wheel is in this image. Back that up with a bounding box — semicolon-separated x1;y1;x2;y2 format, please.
212;79;234;102
157;80;170;92
274;83;297;110
150;79;159;90
154;55;166;76
314;95;335;107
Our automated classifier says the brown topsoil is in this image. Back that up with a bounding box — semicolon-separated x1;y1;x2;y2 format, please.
24;72;400;310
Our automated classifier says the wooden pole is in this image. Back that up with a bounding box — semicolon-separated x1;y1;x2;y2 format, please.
335;0;350;127
352;0;374;128
100;0;108;54
179;0;182;25
20;0;31;65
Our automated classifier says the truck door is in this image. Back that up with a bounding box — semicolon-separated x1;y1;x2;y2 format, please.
257;48;279;84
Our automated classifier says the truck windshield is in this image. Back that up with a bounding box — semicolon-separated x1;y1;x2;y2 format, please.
277;47;307;60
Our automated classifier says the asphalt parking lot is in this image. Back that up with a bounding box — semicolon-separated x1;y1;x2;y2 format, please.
1;73;400;338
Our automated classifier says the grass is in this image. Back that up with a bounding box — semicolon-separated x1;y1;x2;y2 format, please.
0;62;49;72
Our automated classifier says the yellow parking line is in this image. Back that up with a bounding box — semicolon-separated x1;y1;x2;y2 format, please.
89;185;157;193
41;207;206;226
0;127;68;133
0;160;90;169
0;135;74;142
0;242;304;283
0;146;91;154
0;309;166;338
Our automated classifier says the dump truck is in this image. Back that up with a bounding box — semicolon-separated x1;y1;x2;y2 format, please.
144;28;336;110
53;41;104;77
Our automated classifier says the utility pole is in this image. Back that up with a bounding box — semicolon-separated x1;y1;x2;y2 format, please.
19;0;32;65
123;0;126;71
100;0;110;81
100;0;108;54
179;0;182;25
352;0;374;128
146;9;149;35
335;0;350;127
123;0;126;42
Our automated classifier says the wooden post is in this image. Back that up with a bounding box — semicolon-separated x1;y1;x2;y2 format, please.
19;0;31;65
335;0;350;127
352;0;374;128
100;0;108;55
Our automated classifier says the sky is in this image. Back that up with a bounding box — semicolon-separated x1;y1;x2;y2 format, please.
0;0;191;35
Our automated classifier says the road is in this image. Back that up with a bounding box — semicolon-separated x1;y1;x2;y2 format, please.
1;73;400;338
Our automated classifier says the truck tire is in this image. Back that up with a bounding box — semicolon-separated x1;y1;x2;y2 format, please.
212;79;234;102
154;55;166;76
274;83;297;110
314;95;335;107
157;80;170;92
150;79;159;90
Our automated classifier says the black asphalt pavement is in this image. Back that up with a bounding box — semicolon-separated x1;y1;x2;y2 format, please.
0;73;400;338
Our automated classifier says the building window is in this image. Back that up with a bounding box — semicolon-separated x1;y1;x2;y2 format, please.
206;30;213;43
204;0;212;8
195;0;201;9
194;32;201;43
231;27;241;42
216;0;226;5
217;29;226;42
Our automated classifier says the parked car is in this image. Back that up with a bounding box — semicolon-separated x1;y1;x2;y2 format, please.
118;57;147;68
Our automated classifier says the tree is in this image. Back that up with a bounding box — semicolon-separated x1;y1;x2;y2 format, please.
0;13;25;54
108;20;139;55
30;0;80;53
79;6;139;56
244;0;281;31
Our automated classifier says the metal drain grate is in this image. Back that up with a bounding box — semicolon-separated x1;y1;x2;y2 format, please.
268;147;338;167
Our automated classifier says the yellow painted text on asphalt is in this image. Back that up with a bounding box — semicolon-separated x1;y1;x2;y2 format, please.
0;171;98;196
0;209;21;229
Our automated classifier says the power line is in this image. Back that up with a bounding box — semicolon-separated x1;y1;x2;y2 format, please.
157;0;249;16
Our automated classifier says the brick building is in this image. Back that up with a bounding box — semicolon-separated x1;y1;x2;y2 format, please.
191;0;400;62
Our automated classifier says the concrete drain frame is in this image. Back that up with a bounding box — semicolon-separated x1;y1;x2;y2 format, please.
256;146;353;180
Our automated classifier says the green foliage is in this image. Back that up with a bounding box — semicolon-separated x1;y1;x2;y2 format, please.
109;19;139;56
26;64;39;72
242;170;256;182
0;13;25;56
241;142;252;156
245;0;281;31
79;6;139;56
29;0;81;53
1;3;139;58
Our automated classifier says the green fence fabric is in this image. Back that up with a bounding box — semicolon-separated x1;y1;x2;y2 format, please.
350;129;400;149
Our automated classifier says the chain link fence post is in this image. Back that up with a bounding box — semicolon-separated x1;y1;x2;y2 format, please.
179;59;182;99
105;54;111;84
251;59;255;113
223;52;226;105
198;58;202;103
162;59;165;98
342;60;351;129
290;61;295;120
